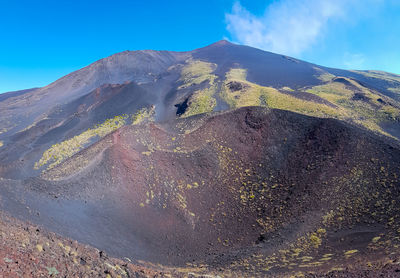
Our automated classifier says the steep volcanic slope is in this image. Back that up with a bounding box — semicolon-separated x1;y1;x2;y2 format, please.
1;107;400;276
1;41;400;181
0;49;183;130
1;41;400;277
0;50;185;169
192;40;322;88
0;88;38;102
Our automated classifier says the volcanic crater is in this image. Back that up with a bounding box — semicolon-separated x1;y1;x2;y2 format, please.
1;41;400;277
2;107;400;276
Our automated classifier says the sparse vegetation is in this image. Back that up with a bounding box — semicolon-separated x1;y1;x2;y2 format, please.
221;68;343;118
35;105;157;171
179;59;218;117
344;249;358;256
388;87;400;94
0;128;8;135
179;59;217;89
372;236;381;243
313;67;336;82
352;70;400;83
132;106;155;125
35;115;128;170
219;68;400;139
226;68;247;81
181;85;217;117
281;86;294;91
309;234;322;248
306;78;400;137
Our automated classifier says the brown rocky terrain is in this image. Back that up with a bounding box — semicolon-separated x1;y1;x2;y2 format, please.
1;107;400;277
0;211;168;277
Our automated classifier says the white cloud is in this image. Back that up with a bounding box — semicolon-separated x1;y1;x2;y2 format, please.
226;0;381;56
343;52;366;70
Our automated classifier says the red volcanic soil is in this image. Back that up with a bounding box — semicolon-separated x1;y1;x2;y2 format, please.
0;211;173;277
1;107;400;277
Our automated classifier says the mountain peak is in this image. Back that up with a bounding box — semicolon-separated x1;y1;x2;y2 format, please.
198;40;234;50
213;39;233;46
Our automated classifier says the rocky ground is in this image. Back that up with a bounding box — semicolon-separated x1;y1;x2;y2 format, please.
0;211;174;277
1;107;400;277
1;207;400;277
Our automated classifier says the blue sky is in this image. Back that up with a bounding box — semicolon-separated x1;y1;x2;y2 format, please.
1;0;400;93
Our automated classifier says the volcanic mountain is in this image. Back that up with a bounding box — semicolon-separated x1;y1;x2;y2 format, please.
1;41;400;277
